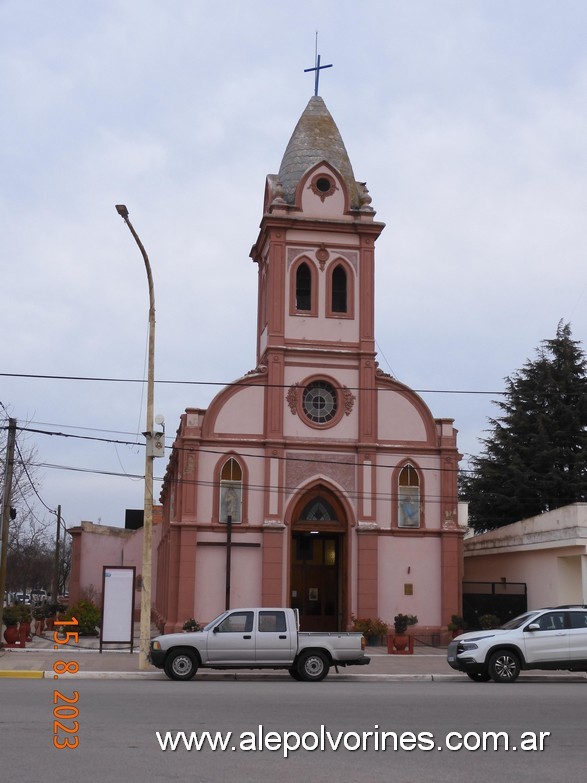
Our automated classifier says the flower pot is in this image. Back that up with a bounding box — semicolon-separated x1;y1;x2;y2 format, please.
393;633;408;651
18;622;30;647
3;624;19;645
387;633;415;655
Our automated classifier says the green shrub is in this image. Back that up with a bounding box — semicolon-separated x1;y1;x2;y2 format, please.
2;605;20;626
351;616;389;638
479;613;501;630
62;599;101;636
182;618;202;632
394;613;418;634
17;605;32;624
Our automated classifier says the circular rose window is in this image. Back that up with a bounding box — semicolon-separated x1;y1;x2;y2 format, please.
302;381;338;423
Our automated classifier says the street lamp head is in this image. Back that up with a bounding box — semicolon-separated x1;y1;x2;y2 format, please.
115;204;129;219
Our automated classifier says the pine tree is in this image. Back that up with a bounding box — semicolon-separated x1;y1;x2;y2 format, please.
462;322;587;531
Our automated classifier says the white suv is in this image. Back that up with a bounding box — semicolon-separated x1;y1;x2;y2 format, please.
447;606;587;682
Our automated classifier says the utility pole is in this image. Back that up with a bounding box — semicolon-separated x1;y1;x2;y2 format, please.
115;204;157;670
52;505;62;601
0;418;17;609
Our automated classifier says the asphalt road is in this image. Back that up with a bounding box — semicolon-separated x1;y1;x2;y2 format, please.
3;679;584;782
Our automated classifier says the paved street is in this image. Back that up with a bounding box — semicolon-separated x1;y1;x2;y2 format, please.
1;678;585;783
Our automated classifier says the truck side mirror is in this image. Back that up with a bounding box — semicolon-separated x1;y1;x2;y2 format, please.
526;623;540;632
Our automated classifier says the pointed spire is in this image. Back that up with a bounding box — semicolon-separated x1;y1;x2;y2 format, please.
277;96;360;209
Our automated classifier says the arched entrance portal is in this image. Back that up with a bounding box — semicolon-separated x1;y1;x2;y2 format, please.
290;487;347;632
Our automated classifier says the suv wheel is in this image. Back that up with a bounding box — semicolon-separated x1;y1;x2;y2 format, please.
488;649;520;683
467;672;491;682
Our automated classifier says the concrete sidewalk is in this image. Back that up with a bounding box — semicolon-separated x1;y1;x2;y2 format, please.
1;630;585;682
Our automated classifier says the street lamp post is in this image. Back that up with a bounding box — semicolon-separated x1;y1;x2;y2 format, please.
116;204;155;670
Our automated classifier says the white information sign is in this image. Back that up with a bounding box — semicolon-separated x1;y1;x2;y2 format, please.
100;566;135;652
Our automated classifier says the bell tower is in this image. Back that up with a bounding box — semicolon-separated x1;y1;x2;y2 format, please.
250;96;385;447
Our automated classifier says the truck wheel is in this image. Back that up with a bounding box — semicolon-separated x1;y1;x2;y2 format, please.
288;667;302;680
488;650;520;683
297;651;329;682
164;649;199;681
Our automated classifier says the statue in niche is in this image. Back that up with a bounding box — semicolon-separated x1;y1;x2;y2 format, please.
221;483;241;523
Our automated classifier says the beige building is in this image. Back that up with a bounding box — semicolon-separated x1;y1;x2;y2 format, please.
464;503;587;609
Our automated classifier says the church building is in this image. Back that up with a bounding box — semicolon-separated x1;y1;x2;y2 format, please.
154;94;463;636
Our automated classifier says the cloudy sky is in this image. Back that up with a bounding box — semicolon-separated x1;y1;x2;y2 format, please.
1;0;586;531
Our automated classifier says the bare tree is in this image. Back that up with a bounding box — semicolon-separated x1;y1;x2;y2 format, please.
2;412;56;596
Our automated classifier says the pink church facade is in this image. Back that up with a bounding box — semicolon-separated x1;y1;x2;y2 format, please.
155;96;463;636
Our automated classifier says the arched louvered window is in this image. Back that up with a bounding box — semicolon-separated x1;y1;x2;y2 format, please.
398;464;420;528
296;262;312;311
331;264;347;313
220;457;242;523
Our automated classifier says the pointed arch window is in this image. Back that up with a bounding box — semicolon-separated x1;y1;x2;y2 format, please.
398;464;420;528
220;457;242;523
331;264;347;313
326;259;354;319
296;262;312;311
300;496;337;522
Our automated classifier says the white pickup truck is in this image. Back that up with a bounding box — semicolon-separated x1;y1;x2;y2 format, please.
149;607;370;682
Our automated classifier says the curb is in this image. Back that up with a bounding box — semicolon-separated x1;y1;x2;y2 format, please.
0;671;455;681
72;672;465;682
0;669;586;684
10;671;576;682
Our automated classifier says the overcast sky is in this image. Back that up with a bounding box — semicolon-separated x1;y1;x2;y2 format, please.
1;0;586;532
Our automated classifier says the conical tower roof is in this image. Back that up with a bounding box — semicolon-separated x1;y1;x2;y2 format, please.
277;96;360;209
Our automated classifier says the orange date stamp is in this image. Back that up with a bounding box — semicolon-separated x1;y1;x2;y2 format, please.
52;617;79;749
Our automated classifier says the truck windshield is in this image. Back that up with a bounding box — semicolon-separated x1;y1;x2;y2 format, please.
203;611;230;632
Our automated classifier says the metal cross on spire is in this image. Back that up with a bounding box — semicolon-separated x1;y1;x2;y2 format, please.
304;31;332;96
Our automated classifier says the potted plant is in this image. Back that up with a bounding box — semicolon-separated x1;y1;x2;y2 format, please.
182;618;202;632
45;603;65;631
351;616;389;646
33;605;46;636
479;613;501;630
389;613;418;653
2;605;20;645
17;605;32;645
447;614;465;638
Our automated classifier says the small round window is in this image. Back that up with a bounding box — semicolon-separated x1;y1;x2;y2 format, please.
310;174;336;201
303;381;338;423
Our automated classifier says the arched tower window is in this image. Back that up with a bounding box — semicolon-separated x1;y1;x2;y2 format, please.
331;264;347;313
398;464;420;528
220;457;243;523
326;259;354;319
296;262;312;311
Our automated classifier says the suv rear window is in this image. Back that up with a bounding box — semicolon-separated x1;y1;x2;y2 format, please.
569;611;587;629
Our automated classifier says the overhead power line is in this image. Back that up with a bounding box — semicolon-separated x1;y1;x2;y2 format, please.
0;371;504;396
12;422;471;477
